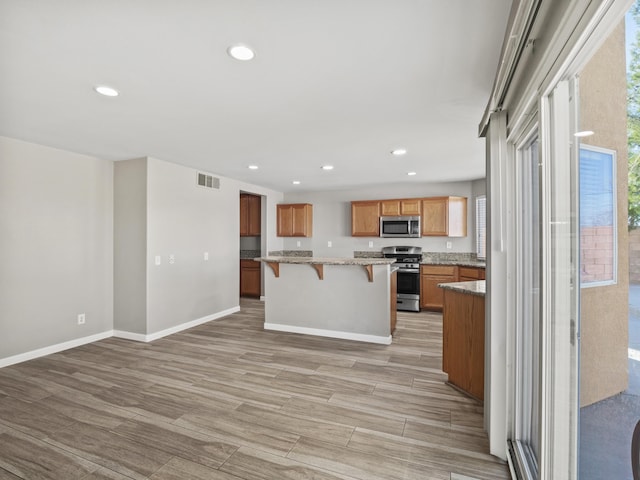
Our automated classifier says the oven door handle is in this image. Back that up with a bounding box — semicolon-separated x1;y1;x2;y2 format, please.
397;268;419;273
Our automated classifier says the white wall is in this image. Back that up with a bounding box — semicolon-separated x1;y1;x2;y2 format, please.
114;158;147;334
0;137;114;359
114;156;284;336
282;181;478;257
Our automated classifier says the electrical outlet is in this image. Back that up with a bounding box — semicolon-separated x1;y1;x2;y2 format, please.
204;252;209;261
446;241;452;249
368;241;374;248
77;313;85;325
155;255;161;266
297;241;301;247
327;241;332;248
169;254;175;264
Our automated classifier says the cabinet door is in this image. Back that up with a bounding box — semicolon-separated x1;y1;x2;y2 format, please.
277;205;293;236
447;196;467;237
351;201;381;236
239;194;249;236
277;204;312;237
380;200;401;216
292;204;312;237
421;197;448;236
420;272;456;310
400;199;421;215
240;260;261;297
247;195;261;236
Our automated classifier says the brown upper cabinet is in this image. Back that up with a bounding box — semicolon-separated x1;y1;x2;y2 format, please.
421;196;467;237
351;200;381;236
380;199;422;216
351;196;467;237
240;193;261;236
277;203;313;237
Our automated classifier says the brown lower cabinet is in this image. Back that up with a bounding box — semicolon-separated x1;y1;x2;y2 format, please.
442;288;485;400
420;265;457;311
240;260;261;298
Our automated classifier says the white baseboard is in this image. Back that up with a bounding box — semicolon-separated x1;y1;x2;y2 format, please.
114;305;241;343
1;306;241;367
264;323;392;345
0;330;114;368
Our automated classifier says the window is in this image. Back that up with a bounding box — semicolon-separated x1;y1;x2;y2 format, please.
579;144;617;287
476;195;487;260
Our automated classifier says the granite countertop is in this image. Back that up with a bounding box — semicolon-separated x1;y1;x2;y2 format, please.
421;260;486;268
438;280;486;297
255;256;397;266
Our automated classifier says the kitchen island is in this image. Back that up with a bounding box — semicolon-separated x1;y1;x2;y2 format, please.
256;256;397;344
439;280;485;401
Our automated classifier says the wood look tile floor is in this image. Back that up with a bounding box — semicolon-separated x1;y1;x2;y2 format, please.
0;299;510;480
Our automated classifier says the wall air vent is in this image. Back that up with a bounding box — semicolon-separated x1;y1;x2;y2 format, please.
197;172;220;189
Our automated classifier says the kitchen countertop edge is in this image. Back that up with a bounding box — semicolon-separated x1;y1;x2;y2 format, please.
438;280;486;297
421;260;486;268
255;256;397;266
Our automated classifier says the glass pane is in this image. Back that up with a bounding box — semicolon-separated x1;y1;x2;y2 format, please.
517;136;541;474
579;145;617;286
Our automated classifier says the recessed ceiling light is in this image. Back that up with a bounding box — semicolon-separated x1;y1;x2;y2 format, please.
228;44;255;61
407;171;417;176
321;165;334;170
292;180;301;185
248;165;259;170
94;85;119;97
574;130;595;137
391;148;407;156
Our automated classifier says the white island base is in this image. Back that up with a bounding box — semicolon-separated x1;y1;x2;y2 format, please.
257;257;397;345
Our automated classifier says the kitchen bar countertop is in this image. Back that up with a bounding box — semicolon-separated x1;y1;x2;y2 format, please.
438;280;485;297
256;256;396;266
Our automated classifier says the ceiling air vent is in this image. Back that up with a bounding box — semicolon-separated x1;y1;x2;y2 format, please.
197;172;220;189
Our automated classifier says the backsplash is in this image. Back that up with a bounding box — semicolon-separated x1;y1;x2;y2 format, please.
353;251;384;258
268;250;313;257
240;249;261;259
421;252;479;262
353;250;480;262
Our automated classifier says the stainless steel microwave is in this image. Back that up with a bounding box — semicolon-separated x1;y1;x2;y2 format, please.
380;216;421;238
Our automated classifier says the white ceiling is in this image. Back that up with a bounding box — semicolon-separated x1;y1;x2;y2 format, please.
0;1;511;193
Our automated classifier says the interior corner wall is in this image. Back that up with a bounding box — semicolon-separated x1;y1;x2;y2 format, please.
0;136;114;360
114;158;148;334
578;21;629;407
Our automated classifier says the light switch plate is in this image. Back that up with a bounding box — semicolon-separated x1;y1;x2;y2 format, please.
155;255;161;266
204;252;209;261
327;241;332;247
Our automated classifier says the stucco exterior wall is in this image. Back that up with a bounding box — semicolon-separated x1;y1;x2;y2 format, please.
579;21;629;407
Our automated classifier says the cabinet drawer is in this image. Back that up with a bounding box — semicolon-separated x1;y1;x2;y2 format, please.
240;259;260;269
421;265;457;276
458;267;481;279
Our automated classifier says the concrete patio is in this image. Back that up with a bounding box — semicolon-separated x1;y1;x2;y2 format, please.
579;284;640;479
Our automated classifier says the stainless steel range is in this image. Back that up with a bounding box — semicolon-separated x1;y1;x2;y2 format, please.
382;246;422;312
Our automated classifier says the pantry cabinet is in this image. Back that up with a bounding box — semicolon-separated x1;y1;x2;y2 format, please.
240;194;261;236
277;203;313;237
240;260;261;297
